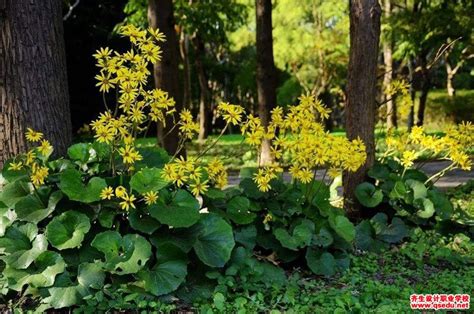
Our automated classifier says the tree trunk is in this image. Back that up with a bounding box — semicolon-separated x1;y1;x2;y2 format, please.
407;57;416;130
416;55;429;127
193;36;211;142
148;0;183;155
256;0;276;165
0;0;72;167
445;61;456;98
179;31;192;109
382;0;397;129
343;0;381;219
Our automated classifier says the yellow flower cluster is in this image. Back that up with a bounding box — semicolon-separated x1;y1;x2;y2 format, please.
91;25;176;168
217;102;245;126
178;109;200;139
100;186;159;210
9;128;53;187
383;122;473;171
162;157;209;196
241;94;367;191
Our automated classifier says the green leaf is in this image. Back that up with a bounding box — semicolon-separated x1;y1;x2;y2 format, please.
239;177;264;199
1;159;29;182
414;198;435;219
0;223;48;269
44;286;81;309
58;169;107;203
234;225;257;250
149;190;200;228
67;143;91;163
274;219;314;250
312;227;334;247
306;248;336;276
370;213;408;243
389;181;408;200
406;179;427;200
130;167;168;194
0;207;16;237
135;146;170;170
0;181;30;208
138;260;187;296
91;231;152;275
192;214;235;267
355;183;383;208
15;191;62;223
98;207;115;228
428;189;453;219
3;251;65;291
227;196;255;224
46;211;91;250
329;215;355;242
368;163;390;180
129;209;161;235
77;262;105;289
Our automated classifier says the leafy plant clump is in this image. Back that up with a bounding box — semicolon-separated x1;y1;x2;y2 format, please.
0;25;367;311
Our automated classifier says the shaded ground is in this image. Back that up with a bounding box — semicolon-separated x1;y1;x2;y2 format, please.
228;161;473;190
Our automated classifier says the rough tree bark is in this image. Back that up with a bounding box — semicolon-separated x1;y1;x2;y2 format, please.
193;36;212;142
343;0;381;218
382;0;397;129
0;0;72;167
148;0;183;155
256;0;276;165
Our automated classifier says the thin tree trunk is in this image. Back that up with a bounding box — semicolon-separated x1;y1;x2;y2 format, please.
180;31;192;109
148;0;183;155
193;36;211;142
343;0;381;219
256;0;276;165
382;0;397;129
0;0;72;167
407;57;416;130
416;55;429;127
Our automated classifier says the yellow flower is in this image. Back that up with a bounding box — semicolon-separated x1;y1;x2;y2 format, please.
263;214;273;224
25;128;43;142
25;150;36;166
94;125;115;144
401;150;417;168
8;161;23;171
118;145;142;164
190;180;209;196
93;47;112;60
120;193;136;211
38;140;53;156
95;71;115;93
217;102;244;125
30;164;49;187
115;186;127;198
143;191;158;205
100;186;114;200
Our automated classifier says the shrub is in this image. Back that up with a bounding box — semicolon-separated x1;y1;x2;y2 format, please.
0;25;366;310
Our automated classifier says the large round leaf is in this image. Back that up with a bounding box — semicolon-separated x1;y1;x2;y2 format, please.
355;182;383;208
3;251;66;291
274;219;315;250
414;198;435;219
305;248;336;276
149;190;200;228
227;196;255;225
138;260;187;296
192;214;235;267
428;189;453;219
58;168;106;203
130;167;168;194
129;210;161;235
0;181;30;208
406;179;427;200
0;207;16;237
46;211;91;250
91;231;152;275
0;223;47;269
15;191;62;223
328;215;356;242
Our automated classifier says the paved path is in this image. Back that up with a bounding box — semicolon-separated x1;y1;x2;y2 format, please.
228;161;473;190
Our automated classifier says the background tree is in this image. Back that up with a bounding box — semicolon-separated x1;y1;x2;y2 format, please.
0;0;72;167
343;0;381;218
255;0;276;165
148;0;183;155
381;0;397;129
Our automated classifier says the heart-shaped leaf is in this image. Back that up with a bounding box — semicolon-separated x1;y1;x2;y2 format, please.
329;215;355;242
306;248;336;276
355;182;383;208
149;190;200;228
129;209;161;235
138;260;187;296
0;223;47;269
227;196;255;225
274;219;315;250
130;167;168;194
58;169;106;203
192;214;235;267
46;211;91;250
15;191;62;223
91;231;152;275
